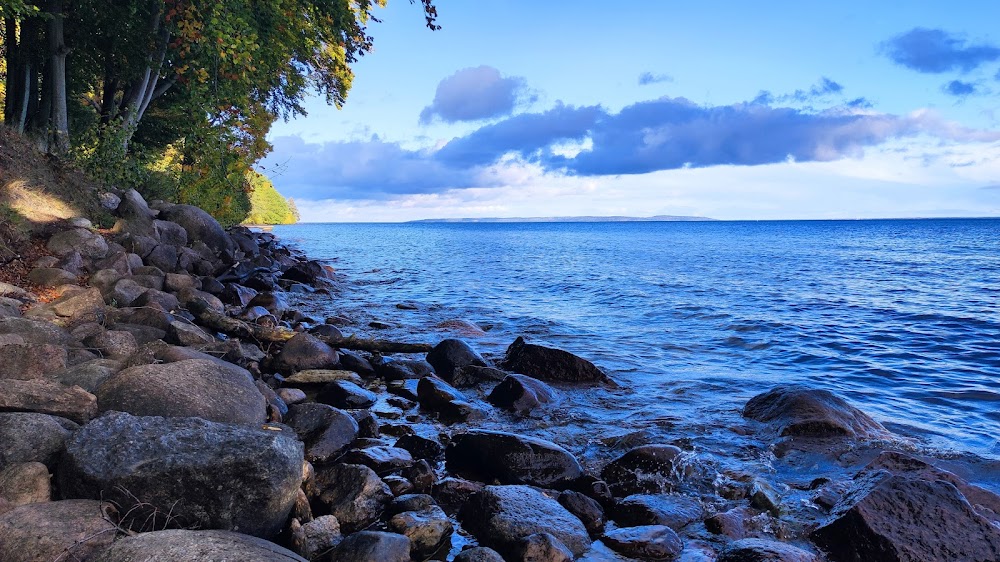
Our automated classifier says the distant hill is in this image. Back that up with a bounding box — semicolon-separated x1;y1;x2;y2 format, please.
409;215;716;223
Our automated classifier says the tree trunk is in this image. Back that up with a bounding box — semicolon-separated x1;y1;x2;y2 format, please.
118;3;171;152
46;0;69;154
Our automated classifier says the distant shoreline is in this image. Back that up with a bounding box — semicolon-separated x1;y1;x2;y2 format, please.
408;215;716;223
277;216;1000;225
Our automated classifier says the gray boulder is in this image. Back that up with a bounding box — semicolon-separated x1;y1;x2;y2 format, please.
329;531;411;562
58;411;303;539
0;462;50;508
273;332;340;373
0;343;67;380
602;444;685;496
0;379;97;424
0;412;77;470
0;316;70;344
310;463;392;532
47;228;109;259
159;204;233;255
285;403;359;464
0;500;117;562
93;529;308;562
603;525;684;561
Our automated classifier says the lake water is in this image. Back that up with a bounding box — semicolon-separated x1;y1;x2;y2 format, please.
274;219;1000;478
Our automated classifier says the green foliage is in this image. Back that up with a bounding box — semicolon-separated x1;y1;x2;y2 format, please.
243;170;297;225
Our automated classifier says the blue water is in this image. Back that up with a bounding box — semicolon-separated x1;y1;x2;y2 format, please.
275;219;1000;468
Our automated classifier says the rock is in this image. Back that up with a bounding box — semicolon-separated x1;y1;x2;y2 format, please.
290;515;342;560
274;332;340;373
278;388;307;405
176;287;224;313
344;446;414;476
417;375;487;422
425;338;487;382
106;278;147;307
132;288;180;312
810;468;1000;561
116;188;155;220
742;385;887;439
395;434;445;461
454;547;506;562
500;336;609;384
59;411;303;538
285;403;359;464
47;228;109;259
83;330;139;360
27;267;77;287
613;494;704;531
601;445;685;495
558;490;606;536
0;379;97;423
435;318;487;337
447;429;583;489
405;459;437;493
144;243;179;271
705;506;754;539
340;350;376;377
153;219;188;247
488;374;556;414
749;479;782;516
462;485;591;558
376;358;428;380
92;529;308;562
388;504;453;558
96;359;266;425
166;320;215;346
433;477;484;512
220;283;258;307
514;532;574;562
100;191;121;210
603;525;684;561
0;500;117;562
0;297;20;318
310;463;392;532
0;343;67;380
281;260;335;286
164;272;199;293
717;539;818;562
329;531;411;562
26;286;106;326
317;380;377;409
0;316;70;344
159;204;233;255
310;323;343;339
0;413;76;470
0;462;50;507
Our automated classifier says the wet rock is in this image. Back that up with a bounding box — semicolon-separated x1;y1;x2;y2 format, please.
405;459;438;493
310;463;392;532
285;403;359;464
93;529;308;562
488;374;556;414
0;343;67;380
388;504;453;558
376;357;434;380
426;338;487;382
447;429;584;489
454;546;506;562
220;283;258;307
274;332;340;373
309;323;343;340
601;444;685;495
613;494;704;531
340;350;376;377
329;531;411;562
433;477;484;513
417;375;487;422
0;379;97;423
705;506;754;539
717;539;817;562
0;462;50;507
349;409;380;438
603;525;684;560
742;385;887;439
318;379;377;409
749;479;782;516
0;500;117;562
462;485;591;558
501;336;609;384
385;475;415;496
96;358;266;425
59;411;303;538
344;446;414;476
290;515;342;560
558;490;606;536
281;260;335;286
514;532;574;562
47;228;109;259
395;434;445;461
159;204;233;255
810;468;1000;562
0;413;76;470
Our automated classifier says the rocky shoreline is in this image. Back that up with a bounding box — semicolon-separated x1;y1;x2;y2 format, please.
0;188;998;561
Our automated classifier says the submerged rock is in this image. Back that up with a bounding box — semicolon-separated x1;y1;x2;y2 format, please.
500;336;610;384
601;444;685;496
742;385;887;439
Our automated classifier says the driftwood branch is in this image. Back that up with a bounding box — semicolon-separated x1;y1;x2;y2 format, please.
188;299;433;354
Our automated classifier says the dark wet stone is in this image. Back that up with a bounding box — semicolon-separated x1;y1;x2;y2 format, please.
416;375;487;422
514;532;573;562
488;374;556;414
451;365;509;387
285;403;359;464
500;336;610;384
461;485;591;558
395;434;445;461
311;463;392;533
281;260;335;286
309;323;343;340
614;494;704;531
340;350;376;377
349;408;380;438
425;338;487;383
343;446;414;476
717;538;817;562
220;283;258;307
601;445;685;496
432;477;484;513
453;546;506;562
329;531;411;562
749;479;782;516
0;500;117;562
558;490;606;536
58;411;303;539
0;413;77;470
705;506;754;539
247;291;289;316
742;385;887;439
317;380;377;409
388;504;453;558
274;332;340;373
405;459;438;494
604;525;684;560
447;429;583;489
93;529;308;562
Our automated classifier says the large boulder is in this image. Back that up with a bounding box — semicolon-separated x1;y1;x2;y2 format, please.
601;445;686;496
159;204;233;255
309;463;392;532
717;539;818;562
0;379;97;424
0;343;67;380
416;375;487;422
488;374;556;414
58;412;303;539
92;529;308;562
742;385;887;439
328;531;411;562
96;358;266;425
0;500;117;562
0;412;77;470
425;339;487;383
460;485;591;558
47;228;109;259
446;430;583;489
602;525;684;561
25;287;106;326
273;332;340;373
285;403;359;464
500;336;610;384
612;494;703;530
0;316;70;344
810;455;1000;562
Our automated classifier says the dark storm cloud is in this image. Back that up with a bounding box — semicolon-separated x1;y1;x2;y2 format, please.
943;79;977;96
419;66;533;124
638;72;673;85
882;28;1000;73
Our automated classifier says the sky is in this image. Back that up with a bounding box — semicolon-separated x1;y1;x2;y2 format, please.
260;1;1000;222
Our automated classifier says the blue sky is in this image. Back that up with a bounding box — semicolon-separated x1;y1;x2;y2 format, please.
262;1;1000;221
